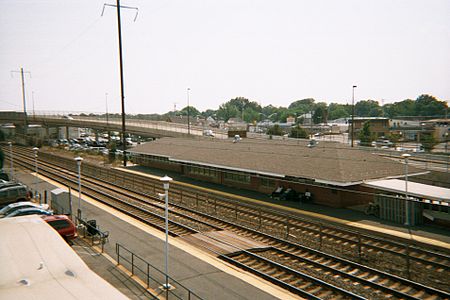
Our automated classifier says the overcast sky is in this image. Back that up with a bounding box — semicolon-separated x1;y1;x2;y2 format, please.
1;0;449;114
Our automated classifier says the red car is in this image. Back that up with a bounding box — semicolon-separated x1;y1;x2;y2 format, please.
42;215;78;242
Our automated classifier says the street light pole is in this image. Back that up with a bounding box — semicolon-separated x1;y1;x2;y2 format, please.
8;142;13;181
105;92;111;143
402;153;411;226
74;157;84;219
160;175;173;290
187;88;191;135
32;147;39;200
445;132;448;173
351;85;357;147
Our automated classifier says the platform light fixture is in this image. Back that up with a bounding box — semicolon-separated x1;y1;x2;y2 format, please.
32;147;39;200
74;157;84;219
187;88;191;135
351;85;357;147
402;153;411;226
160;175;173;290
445;132;448;173
8;142;13;180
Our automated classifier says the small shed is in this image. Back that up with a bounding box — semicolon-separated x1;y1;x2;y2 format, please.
51;188;72;215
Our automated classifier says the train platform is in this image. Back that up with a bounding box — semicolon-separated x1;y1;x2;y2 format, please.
14;170;300;300
118;165;450;251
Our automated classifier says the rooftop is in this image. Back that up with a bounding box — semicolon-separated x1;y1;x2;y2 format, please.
129;138;424;186
362;179;450;203
0;216;127;300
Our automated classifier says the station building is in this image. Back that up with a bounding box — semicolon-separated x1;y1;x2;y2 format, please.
129;137;426;209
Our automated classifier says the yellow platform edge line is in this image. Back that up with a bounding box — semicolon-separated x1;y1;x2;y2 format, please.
34;173;302;300
117;168;450;251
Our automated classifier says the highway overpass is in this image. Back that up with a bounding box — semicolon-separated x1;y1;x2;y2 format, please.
0;112;227;139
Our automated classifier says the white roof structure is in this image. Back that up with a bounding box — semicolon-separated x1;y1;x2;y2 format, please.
363;179;450;204
0;216;128;300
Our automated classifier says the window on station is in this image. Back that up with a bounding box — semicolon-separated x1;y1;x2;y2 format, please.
187;166;217;178
261;178;275;187
224;172;251;184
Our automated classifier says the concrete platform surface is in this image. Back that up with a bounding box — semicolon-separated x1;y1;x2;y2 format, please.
14;169;299;300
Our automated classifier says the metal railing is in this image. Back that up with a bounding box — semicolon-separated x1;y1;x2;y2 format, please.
76;216;109;253
116;243;203;300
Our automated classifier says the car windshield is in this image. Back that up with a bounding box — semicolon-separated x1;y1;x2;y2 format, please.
0;205;32;215
47;219;70;230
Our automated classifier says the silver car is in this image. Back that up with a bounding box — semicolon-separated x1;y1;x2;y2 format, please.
0;201;50;217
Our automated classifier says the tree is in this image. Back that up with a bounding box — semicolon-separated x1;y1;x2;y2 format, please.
179;106;200;118
289;125;308;138
217;97;261;122
420;133;437;151
267;124;284;136
288;98;315;113
313;102;328;124
355;100;382;117
415;94;448;117
217;102;240;121
383;99;416;118
202;109;217;118
328;103;350;120
358;121;374;146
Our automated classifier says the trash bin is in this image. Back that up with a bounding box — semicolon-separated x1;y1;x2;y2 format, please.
87;220;97;235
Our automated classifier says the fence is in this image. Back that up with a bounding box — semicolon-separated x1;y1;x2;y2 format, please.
116;243;203;300
75;216;109;253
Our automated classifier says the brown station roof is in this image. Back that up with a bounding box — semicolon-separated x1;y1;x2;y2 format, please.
129;137;424;186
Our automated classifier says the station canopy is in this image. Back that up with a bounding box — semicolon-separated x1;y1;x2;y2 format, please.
129;137;425;186
363;179;450;204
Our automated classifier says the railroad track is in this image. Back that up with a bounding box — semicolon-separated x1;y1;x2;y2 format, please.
5;146;450;299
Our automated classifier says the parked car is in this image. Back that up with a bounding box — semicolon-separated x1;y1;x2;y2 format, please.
4;207;53;218
0;201;49;217
0;183;31;207
42;215;77;242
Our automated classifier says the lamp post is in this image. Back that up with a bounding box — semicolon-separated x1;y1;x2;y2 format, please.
160;175;173;290
351;85;357;147
402;153;411;226
445;132;448;173
187;88;191;135
74;157;83;219
8;142;13;181
32;147;39;200
105;92;111;143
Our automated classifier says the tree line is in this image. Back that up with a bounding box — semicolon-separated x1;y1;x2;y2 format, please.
168;94;447;124
86;94;447;124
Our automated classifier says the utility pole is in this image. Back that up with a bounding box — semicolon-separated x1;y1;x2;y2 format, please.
102;1;138;167
11;67;31;129
351;85;357;147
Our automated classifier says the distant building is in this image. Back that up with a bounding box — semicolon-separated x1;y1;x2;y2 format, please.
286;116;295;125
423;119;449;142
298;113;312;125
226;118;247;130
348;117;390;138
